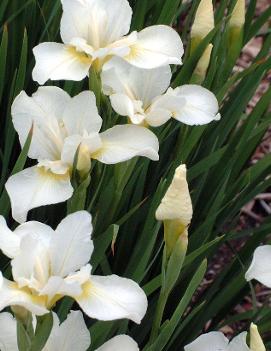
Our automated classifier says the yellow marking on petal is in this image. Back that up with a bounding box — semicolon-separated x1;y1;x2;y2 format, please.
90;147;105;161
77;280;93;300
8;281;47;306
125;44;141;61
37;166;71;181
67;46;93;65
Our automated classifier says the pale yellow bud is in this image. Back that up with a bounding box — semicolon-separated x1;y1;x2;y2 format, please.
191;0;215;40
156;165;192;258
193;44;213;83
155;165;193;226
250;323;266;351
229;0;245;29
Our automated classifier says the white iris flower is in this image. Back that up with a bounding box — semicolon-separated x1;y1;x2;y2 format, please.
5;86;159;223
101;57;221;127
0;211;148;323
0;311;139;351
32;0;184;84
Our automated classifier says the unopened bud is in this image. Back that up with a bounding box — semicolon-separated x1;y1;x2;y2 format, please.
156;165;193;257
229;0;245;29
191;0;214;41
192;44;213;84
250;323;266;351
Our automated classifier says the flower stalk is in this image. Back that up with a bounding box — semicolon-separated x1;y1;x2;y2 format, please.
150;165;192;341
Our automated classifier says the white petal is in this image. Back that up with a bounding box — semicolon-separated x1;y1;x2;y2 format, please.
95;125;159;163
169;85;220;125
0;312;18;351
125;25;184;69
5;166;73;224
102;57;171;106
75;275;148;324
0;216;20;258
150;92;185;115
45;310;90;351
96;335;139;351
40;276;82;302
65;264;92;287
14;221;54;247
229;332;250;351
62;91;102;135
60;0;132;46
109;94;135;117
12;87;70;160
50;211;93;277
61;134;102;169
0;273;48;316
11;235;50;291
184;332;229;351
145;108;172;127
245;246;271;287
33;43;91;84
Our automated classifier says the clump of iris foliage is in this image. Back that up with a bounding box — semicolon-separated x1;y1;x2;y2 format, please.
0;0;270;350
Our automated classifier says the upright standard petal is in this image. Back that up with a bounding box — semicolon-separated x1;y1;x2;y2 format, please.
184;332;228;351
12;87;70;160
75;275;148;324
33;43;92;85
102;57;172;107
168;85;221;125
11;235;50;291
60;0;132;47
245;246;271;287
0;216;20;258
62;91;102;135
125;25;184;69
0;313;18;351
96;335;139;351
0;273;48;316
13;221;54;247
44;311;91;351
94;125;159;163
5;166;73;223
50;211;94;277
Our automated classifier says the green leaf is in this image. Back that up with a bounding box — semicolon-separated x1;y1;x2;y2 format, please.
146;260;207;351
30;313;54;351
17;321;32;351
0;126;32;216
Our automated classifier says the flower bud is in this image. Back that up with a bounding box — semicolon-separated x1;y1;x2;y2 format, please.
250;323;266;351
192;44;213;84
156;165;193;256
191;0;214;43
229;0;245;29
